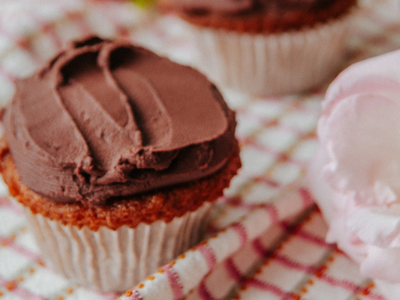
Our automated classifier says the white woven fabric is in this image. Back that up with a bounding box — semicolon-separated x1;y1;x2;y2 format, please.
0;1;398;300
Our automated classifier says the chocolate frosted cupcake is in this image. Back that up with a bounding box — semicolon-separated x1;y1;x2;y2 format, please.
0;37;241;292
162;0;357;95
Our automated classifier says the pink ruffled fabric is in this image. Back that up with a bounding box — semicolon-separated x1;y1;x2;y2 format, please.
308;50;400;299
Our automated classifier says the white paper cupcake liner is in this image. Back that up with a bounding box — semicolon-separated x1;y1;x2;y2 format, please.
23;202;212;292
189;12;356;96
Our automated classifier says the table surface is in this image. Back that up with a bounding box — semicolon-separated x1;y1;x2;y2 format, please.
0;1;400;299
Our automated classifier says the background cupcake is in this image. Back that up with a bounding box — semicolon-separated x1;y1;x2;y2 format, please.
0;36;241;292
160;0;358;96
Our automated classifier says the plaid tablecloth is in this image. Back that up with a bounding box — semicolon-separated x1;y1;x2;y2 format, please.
0;1;399;299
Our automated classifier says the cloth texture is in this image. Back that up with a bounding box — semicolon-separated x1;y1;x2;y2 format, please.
0;0;399;299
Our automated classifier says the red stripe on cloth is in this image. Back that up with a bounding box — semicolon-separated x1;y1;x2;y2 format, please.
273;253;319;274
197;243;217;271
263;204;279;224
0;277;46;300
162;264;184;300
280;222;329;247
0;235;42;263
232;223;248;247
246;278;299;300
318;273;386;300
252;237;270;258
225;257;245;282
270;253;384;300
252;233;377;297
247;274;384;300
299;188;314;207
198;280;217;300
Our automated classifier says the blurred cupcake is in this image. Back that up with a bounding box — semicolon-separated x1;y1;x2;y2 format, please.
0;37;241;292
307;49;400;300
161;0;358;96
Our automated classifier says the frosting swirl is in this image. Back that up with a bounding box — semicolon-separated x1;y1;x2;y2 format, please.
3;37;236;206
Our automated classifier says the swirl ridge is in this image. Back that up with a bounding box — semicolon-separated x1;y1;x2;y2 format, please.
3;37;236;205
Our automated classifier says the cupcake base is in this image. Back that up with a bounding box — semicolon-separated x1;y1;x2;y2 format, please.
23;202;211;292
0;138;241;292
189;11;355;96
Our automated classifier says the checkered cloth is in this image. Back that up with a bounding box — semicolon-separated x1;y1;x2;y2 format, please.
0;1;399;299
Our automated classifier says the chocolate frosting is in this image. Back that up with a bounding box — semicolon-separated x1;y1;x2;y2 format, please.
170;0;338;15
3;37;236;206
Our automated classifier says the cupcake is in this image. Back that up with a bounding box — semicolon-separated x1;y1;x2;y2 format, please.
0;36;241;292
307;49;400;300
161;0;357;96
